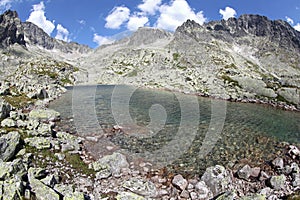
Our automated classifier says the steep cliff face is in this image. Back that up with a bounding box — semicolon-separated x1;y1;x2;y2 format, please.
0;10;25;47
22;22;91;54
0;10;91;54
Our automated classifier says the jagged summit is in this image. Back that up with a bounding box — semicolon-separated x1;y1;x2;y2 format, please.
0;10;25;47
176;14;300;51
0;10;91;54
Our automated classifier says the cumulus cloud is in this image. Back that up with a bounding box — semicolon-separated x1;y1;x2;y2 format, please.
155;0;206;31
286;16;294;25
138;0;161;15
105;6;130;29
219;6;237;20
127;14;149;31
93;34;115;46
27;1;55;35
294;23;300;32
0;0;13;11
55;24;70;42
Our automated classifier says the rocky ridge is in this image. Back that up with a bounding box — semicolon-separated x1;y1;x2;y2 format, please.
80;14;300;110
0;9;299;200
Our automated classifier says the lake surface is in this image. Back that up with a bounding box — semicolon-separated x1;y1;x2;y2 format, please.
50;85;300;174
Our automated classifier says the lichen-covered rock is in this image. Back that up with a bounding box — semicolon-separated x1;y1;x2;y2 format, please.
0;131;20;161
201;165;232;196
24;137;51;150
239;194;266;200
1;118;16;127
63;191;85;200
269;174;286;190
215;191;236;200
28;168;60;200
56;132;80;152
92;152;129;178
2;177;24;200
123;178;157;197
0;158;26;180
116;191;145;200
29;109;60;121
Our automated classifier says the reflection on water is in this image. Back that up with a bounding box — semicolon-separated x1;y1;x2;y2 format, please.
50;85;300;174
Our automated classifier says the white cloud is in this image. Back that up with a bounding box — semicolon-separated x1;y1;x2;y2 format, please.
286;16;294;25
78;20;86;25
27;1;55;35
138;0;161;15
127;14;149;31
219;6;237;20
0;0;13;11
93;34;115;46
155;0;206;31
294;23;300;32
55;24;70;42
105;6;130;29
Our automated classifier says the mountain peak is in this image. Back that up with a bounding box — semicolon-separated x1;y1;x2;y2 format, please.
0;10;25;47
127;27;173;46
176;14;300;51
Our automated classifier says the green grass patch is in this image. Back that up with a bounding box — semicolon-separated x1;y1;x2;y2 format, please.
65;153;95;176
173;53;180;61
221;75;240;87
3;95;36;108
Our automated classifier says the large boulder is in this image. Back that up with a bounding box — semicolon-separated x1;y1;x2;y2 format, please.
24;137;51;150
28;168;60;200
123;178;157;197
201;165;232;196
0;131;20;161
29;109;60;121
91;152;129;178
0;98;11;119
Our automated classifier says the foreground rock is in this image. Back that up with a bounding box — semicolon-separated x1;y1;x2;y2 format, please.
0;131;20;161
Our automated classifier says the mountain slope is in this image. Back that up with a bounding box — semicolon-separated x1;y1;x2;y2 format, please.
80;14;300;109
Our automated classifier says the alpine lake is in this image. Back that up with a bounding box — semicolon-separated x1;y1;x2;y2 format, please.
49;85;300;175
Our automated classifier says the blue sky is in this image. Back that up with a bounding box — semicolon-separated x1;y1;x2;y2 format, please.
1;0;300;48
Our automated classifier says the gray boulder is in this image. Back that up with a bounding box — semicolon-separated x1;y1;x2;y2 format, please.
0;131;20;161
92;152;129;178
24;137;51;150
0;98;11;119
269;174;286;190
29;109;60;121
201;165;232;196
123;178;157;197
1;118;16;128
28;168;60;200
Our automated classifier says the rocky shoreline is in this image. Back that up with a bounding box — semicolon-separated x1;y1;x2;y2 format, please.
0;76;299;200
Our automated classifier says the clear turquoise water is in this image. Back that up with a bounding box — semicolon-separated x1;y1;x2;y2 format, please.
50;85;300;174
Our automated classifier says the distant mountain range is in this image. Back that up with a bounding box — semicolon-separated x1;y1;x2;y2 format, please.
1;10;299;108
